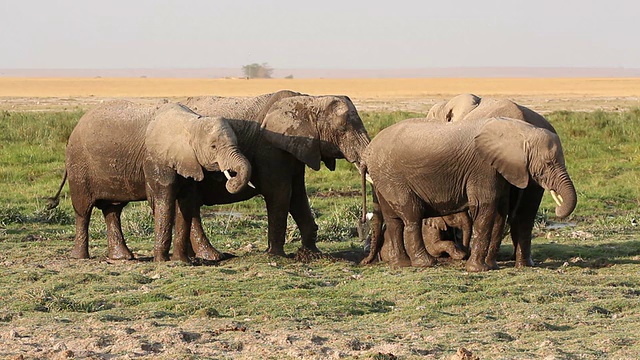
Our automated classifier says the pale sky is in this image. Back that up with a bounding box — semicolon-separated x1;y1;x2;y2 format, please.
1;0;639;69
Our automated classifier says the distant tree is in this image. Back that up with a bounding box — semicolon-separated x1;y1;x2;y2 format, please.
284;74;294;79
242;63;273;79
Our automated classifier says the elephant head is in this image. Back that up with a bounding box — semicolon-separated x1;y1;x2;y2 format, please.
427;93;481;122
475;117;577;218
146;104;252;194
260;95;370;172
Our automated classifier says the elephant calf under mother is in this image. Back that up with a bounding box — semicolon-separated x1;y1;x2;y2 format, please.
362;116;576;272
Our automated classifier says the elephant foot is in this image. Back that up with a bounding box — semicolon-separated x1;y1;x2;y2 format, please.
485;259;500;270
170;252;192;263
70;246;89;259
153;252;171;262
194;247;225;261
108;246;134;261
410;254;437;268
427;240;467;260
515;256;535;268
265;247;287;257
466;259;491;272
300;243;321;253
360;253;378;265
450;247;468;260
388;257;412;268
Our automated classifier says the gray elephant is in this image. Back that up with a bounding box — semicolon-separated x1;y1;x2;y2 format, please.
362;116;577;272
426;94;558;267
170;90;370;260
48;100;252;261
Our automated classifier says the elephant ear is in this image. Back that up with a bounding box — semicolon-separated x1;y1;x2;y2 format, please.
474;117;530;189
260;97;322;171
146;108;204;181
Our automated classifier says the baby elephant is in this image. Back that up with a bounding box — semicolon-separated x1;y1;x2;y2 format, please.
49;100;252;261
423;211;471;260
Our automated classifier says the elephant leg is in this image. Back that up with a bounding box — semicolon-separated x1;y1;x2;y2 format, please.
70;206;92;259
485;202;508;270
150;186;176;262
460;216;472;252
361;189;384;265
510;186;544;267
263;184;292;257
467;207;495;272
403;219;436;267
102;203;134;260
189;209;224;261
289;165;319;253
380;217;412;267
171;198;193;262
376;193;411;267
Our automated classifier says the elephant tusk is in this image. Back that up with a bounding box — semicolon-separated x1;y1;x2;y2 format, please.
366;174;374;184
550;190;563;207
224;169;255;189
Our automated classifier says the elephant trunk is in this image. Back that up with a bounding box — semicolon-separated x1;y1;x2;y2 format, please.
548;170;577;219
219;148;252;194
346;131;371;172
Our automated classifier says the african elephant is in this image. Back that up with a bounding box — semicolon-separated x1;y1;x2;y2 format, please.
427;94;558;267
362;116;577;272
176;90;370;259
422;212;471;259
48;100;251;261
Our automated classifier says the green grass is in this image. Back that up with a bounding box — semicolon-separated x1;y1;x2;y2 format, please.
1;108;640;359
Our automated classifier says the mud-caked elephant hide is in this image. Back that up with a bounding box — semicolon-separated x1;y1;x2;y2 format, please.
362;116;576;272
426;94;564;267
48;100;252;261
178;90;371;260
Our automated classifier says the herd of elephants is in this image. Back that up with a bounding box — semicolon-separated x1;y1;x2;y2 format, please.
47;90;577;272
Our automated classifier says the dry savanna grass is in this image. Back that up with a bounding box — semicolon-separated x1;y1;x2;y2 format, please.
2;77;640;112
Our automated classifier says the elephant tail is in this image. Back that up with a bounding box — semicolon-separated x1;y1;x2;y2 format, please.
46;170;67;210
360;164;368;224
360;164;382;265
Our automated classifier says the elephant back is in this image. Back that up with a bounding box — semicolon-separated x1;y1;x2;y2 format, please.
463;98;556;133
183;90;302;122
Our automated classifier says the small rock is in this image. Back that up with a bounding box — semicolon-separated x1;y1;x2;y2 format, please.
569;231;594;239
450;347;480;360
52;350;74;360
53;342;67;352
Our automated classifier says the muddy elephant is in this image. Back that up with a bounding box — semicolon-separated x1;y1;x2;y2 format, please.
176;90;370;259
422;212;471;260
48;100;252;261
426;94;559;267
362;117;577;272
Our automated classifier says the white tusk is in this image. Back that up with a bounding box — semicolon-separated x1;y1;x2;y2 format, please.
550;190;563;207
366;174;374;184
223;170;232;180
248;181;256;189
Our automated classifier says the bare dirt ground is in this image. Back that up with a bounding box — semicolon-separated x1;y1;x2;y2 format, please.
1;77;640;113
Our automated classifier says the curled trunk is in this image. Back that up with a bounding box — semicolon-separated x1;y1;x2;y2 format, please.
552;174;577;219
219;148;252;194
